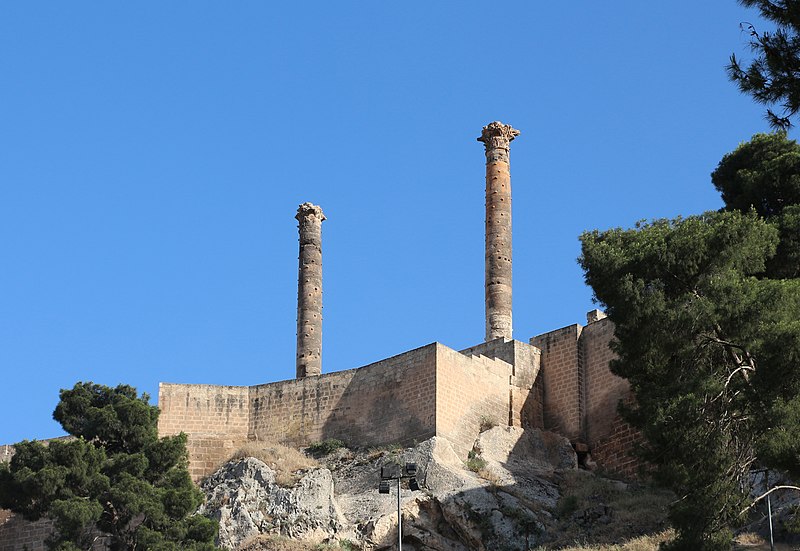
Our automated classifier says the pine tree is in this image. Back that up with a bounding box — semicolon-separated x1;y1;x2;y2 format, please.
0;382;219;551
712;132;800;278
729;0;800;130
579;134;800;550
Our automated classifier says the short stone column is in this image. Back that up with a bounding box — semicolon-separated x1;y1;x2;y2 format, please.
295;202;326;378
478;121;519;342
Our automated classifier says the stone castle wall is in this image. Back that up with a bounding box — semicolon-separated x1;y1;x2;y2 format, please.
159;344;442;480
157;325;639;481
249;343;438;448
582;317;628;444
590;403;642;479
0;513;54;551
532;324;584;440
157;384;251;480
159;340;544;479
437;344;521;457
533;316;640;475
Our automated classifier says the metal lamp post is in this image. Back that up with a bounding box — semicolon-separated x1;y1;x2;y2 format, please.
379;462;419;551
751;468;775;551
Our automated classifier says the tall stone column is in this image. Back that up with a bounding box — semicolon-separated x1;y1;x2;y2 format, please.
296;202;326;378
478;121;519;342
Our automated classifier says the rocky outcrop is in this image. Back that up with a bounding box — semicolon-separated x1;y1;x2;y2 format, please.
199;427;616;550
199;457;352;549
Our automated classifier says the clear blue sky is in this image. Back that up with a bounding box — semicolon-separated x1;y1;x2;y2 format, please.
0;2;780;443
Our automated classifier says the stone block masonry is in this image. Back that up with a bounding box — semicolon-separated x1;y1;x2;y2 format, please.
581;316;628;444
590;405;643;479
157;384;252;480
157;327;640;480
158;339;544;479
436;342;540;457
0;514;55;551
158;384;250;438
159;344;443;480
532;324;584;440
249;344;438;448
532;313;641;476
1;445;14;464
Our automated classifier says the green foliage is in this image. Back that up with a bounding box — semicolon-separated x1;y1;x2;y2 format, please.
464;450;487;472
712;133;800;218
305;438;346;457
712;132;800;278
769;203;800;277
728;1;800;130
0;382;219;550
555;495;579;518
53;383;159;455
579;208;800;550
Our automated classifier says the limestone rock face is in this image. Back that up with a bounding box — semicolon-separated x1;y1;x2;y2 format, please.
471;426;576;510
199;457;348;549
476;426;577;472
200;429;579;550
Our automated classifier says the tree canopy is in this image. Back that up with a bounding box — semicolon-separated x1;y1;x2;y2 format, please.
0;382;218;551
579;133;800;550
729;0;800;130
712;132;800;278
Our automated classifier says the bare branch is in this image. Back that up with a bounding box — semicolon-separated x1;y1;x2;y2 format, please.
740;485;800;516
724;366;756;388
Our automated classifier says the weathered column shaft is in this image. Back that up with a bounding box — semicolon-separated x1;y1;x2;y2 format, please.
296;203;326;378
478;121;519;342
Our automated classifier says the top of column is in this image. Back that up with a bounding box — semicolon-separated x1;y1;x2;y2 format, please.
477;121;520;163
296;202;326;222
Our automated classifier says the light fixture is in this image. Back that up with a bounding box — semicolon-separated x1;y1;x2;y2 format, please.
378;460;422;551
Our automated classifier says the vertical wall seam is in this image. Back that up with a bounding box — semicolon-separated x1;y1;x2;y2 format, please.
577;326;587;442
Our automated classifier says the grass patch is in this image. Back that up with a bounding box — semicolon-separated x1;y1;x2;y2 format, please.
230;442;318;487
306;438;347;458
546;470;674;549
314;541;360;551
501;504;541;536
239;534;312;550
556;495;580;518
734;532;768;547
239;535;361;550
532;530;673;550
367;442;403;454
479;415;499;433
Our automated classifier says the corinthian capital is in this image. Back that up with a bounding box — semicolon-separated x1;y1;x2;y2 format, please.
477;122;520;163
296;202;326;223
